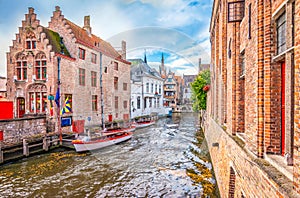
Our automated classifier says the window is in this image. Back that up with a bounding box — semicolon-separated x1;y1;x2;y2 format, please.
157;98;160;107
159;85;161;94
228;167;236;198
25;31;36;50
144;98;147;109
91;53;97;64
79;48;85;60
137;96;141;109
114;61;118;70
114;77;118;90
228;1;245;23
16;60;27;80
168;78;172;82
35;53;47;80
123;100;128;109
92;95;97;111
276;12;286;54
26;40;36;49
149;98;152;107
155;84;158;93
79;68;85;86
123;83;127;91
240;51;245;77
91;71;97;87
115;96;118;109
146;83;149;93
104;67;108;73
65;94;73;112
151;83;154;93
29;92;47;113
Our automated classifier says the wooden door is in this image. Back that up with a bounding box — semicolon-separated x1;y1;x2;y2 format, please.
17;97;25;118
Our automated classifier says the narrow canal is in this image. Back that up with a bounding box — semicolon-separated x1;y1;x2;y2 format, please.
0;113;219;197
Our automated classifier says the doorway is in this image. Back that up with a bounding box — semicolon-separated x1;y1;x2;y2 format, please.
17;97;25;118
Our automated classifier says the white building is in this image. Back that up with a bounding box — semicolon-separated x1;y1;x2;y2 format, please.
129;59;169;119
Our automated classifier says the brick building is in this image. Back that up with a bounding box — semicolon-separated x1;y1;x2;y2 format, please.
6;7;130;131
0;76;6;98
207;0;300;197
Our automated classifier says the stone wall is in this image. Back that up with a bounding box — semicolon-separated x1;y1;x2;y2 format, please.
205;118;296;197
0;117;46;145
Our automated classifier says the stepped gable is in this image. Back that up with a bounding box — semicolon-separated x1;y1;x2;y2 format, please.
64;18;126;62
42;27;71;58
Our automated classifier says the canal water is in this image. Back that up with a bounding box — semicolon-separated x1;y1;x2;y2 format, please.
0;113;219;197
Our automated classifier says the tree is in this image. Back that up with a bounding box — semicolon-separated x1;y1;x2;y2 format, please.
191;69;210;111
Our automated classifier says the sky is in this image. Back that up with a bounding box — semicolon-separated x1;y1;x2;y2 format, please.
0;0;212;77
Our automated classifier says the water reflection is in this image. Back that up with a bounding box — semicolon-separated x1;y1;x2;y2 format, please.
0;113;219;197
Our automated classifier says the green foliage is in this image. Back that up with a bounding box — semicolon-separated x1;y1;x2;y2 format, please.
191;70;210;111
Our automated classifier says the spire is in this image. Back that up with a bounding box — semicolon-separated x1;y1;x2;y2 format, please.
144;49;147;63
161;52;165;76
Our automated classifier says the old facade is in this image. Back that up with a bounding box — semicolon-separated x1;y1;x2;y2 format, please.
129;58;165;118
6;7;74;121
6;7;131;132
208;0;300;197
48;6;131;126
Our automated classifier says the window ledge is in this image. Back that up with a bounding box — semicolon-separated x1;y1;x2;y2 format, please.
264;154;293;181
272;46;295;62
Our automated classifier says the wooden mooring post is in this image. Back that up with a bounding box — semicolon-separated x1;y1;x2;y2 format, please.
23;139;29;156
43;137;49;151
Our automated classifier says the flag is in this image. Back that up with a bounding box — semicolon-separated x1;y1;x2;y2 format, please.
50;100;54;116
55;87;60;108
60;97;72;115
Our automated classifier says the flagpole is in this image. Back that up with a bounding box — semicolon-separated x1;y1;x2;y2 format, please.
57;56;62;145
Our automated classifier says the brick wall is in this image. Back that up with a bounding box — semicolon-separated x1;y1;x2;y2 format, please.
209;0;300;195
0;117;46;145
293;0;300;193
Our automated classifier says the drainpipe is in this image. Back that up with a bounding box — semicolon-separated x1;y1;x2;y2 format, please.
257;0;264;158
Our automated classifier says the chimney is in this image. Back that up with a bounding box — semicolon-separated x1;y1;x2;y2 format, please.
28;7;34;14
83;16;92;35
121;40;126;59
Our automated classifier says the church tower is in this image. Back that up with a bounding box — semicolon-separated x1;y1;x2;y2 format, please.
160;53;166;76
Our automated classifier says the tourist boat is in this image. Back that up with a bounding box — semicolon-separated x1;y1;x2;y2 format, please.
72;132;133;152
103;125;136;133
132;120;155;128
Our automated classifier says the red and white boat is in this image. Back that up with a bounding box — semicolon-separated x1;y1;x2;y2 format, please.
103;126;136;133
72;132;133;152
132;120;155;129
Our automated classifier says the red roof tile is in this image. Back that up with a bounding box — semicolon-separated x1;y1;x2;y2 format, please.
65;19;130;64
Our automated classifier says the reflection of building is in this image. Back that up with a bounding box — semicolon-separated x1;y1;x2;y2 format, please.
0;76;7;98
129;58;164;118
6;7;130;129
208;0;299;197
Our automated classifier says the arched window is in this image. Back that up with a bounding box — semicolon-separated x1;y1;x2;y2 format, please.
28;84;47;113
15;53;27;80
26;31;36;49
35;52;47;80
